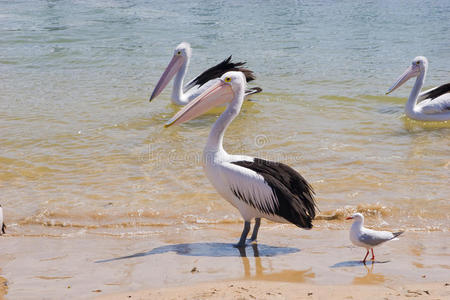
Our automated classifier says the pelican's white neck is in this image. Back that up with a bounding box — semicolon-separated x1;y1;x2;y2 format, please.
204;86;245;158
171;56;190;105
405;65;427;118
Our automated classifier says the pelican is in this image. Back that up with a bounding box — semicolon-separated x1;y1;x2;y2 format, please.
386;56;450;121
165;71;318;247
149;42;262;105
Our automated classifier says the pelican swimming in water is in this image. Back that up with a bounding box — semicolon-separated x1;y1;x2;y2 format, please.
165;71;317;247
386;56;450;121
149;42;262;105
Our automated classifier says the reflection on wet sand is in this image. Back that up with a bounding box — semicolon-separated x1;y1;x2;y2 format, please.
412;261;425;268
330;260;389;268
238;244;315;283
96;242;315;283
410;243;424;257
0;273;8;299
353;262;386;284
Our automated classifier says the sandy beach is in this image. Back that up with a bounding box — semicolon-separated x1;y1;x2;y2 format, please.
98;281;450;300
1;222;449;299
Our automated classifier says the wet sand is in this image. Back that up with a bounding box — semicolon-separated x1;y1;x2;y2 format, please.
99;281;450;300
0;223;449;299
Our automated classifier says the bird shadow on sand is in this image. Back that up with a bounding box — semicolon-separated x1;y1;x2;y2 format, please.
95;242;299;263
330;260;390;268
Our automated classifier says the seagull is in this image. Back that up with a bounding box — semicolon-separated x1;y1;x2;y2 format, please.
346;213;403;263
149;42;262;105
165;71;318;247
0;205;5;235
386;56;450;121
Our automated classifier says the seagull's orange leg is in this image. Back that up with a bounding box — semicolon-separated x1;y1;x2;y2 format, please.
371;248;375;261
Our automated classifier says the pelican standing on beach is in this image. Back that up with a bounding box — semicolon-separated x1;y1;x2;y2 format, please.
165;71;318;247
386;56;450;121
149;42;262;105
346;213;403;263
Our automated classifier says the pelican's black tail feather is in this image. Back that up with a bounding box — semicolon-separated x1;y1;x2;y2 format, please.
189;56;257;88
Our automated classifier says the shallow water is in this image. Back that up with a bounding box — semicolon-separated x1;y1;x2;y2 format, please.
1;0;449;239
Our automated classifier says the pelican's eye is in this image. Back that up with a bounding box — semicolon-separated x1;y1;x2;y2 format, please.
177;51;182;55
416;61;420;65
224;77;231;83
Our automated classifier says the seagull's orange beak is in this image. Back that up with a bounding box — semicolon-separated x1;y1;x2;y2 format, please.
345;216;353;220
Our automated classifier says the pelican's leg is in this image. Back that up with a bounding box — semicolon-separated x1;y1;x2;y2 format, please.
250;218;261;242
362;250;370;263
234;221;251;248
370;248;375;261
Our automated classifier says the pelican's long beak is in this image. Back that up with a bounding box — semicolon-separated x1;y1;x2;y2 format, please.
165;80;233;127
345;217;353;220
149;55;184;101
386;64;420;95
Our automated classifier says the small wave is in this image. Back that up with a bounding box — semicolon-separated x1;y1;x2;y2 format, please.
19;219;172;229
320;95;358;103
11;203;448;233
18;207;170;229
316;203;393;221
16;207;242;230
377;106;403;115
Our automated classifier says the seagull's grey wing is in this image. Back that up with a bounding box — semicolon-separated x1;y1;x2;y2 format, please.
359;230;394;246
359;233;387;246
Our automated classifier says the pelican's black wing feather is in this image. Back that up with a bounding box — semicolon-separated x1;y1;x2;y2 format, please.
231;158;317;229
419;83;450;101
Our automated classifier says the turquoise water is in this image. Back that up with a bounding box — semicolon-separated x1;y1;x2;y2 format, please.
0;1;449;233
